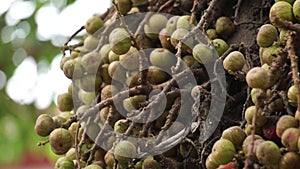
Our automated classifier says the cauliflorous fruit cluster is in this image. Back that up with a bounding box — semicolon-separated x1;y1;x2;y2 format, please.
35;0;300;168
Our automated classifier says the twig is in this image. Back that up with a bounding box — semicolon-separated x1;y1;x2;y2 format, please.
198;0;218;31
37;140;49;146
287;32;300;109
233;0;243;24
189;0;198;24
274;18;300;33
62;26;85;56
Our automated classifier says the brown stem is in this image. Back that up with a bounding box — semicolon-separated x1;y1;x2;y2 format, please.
75;123;81;169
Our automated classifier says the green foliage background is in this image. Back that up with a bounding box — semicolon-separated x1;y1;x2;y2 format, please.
0;0;78;165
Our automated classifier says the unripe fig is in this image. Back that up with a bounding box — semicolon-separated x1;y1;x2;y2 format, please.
279;152;300;169
100;64;112;84
176;15;192;30
66;148;76;160
57;93;74;112
182;55;196;67
144;14;168;40
79;74;102;92
275;0;295;4
83;35;99;52
276;115;298;137
221;126;246;150
245;106;267;127
108;61;126;82
52;115;67;128
211;139;236;165
294;0;300;21
113;140;137;163
149;48;176;69
84;164;103;169
269;1;294;28
142;157;161;169
260;45;283;65
166;16;180;35
85;16;104;35
114;119;130;134
55;157;75;169
206;154;219;169
78;90;96;105
63;59;76;79
192;43;215;64
128;95;147;109
279;29;289;42
34;114;55;137
116;0;132;15
212;38;228;56
119;47;139;70
170;28;193;51
281;127;300;151
246;67;269;89
108;50;119;63
268;98;284;112
242;135;263;155
215;17;235;39
223;51;245;72
287;84;298;107
104;151;115;168
81;51;102;74
99;44;111;64
255;141;281;166
147;66;169;84
159;28;174;51
49;128;73;155
206;29;218;40
101;85;118;100
256;24;278;47
109;28;131;55
244;124;263;136
250;88;267;105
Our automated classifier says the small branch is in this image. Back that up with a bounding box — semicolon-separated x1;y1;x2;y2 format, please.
274;18;300;33
189;0;198;24
62;26;85;56
37;140;49;146
287;32;300;109
233;0;243;24
198;0;218;31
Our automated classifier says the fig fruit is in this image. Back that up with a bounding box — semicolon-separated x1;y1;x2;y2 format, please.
212;38;229;57
223;51;245;72
215;16;235;39
221;126;247;150
85;16;104;35
269;1;294;28
255;140;281;166
287;84;298;107
34;114;55;137
49;128;73;155
279;152;300;169
281;127;300;151
256;24;278;47
149;48;176;69
245;67;269;89
276;115;298;137
211;139;236;165
113;140;137;163
109;28;131;55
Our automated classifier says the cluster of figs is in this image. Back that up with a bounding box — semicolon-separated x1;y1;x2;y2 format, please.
34;0;300;169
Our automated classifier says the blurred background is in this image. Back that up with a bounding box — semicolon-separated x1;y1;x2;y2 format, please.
0;0;111;168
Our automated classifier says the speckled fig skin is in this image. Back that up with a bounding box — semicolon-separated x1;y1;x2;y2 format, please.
192;43;215;64
149;48;176;69
223;51;245;72
256;24;278;47
206;29;218;40
159;28;174;51
246;67;269;89
276;115;298;137
54;156;75;169
85;16;104;35
119;47;139;70
211;139;236;165
279;152;300;169
294;0;300;21
205;154;219;169
287;85;298;107
34;114;55;137
116;0;132;15
49;128;73;155
255;141;281;166
244;106;267;127
113;140;137;163
109;28;131;55
212;38;229;57
242;135;263;156
144;14;168;40
57;93;74;112
221;126;246;150
281;127;300;151
166;16;180;35
269;1;294;28
215;16;235;39
170;28;193;51
142;157;161;169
